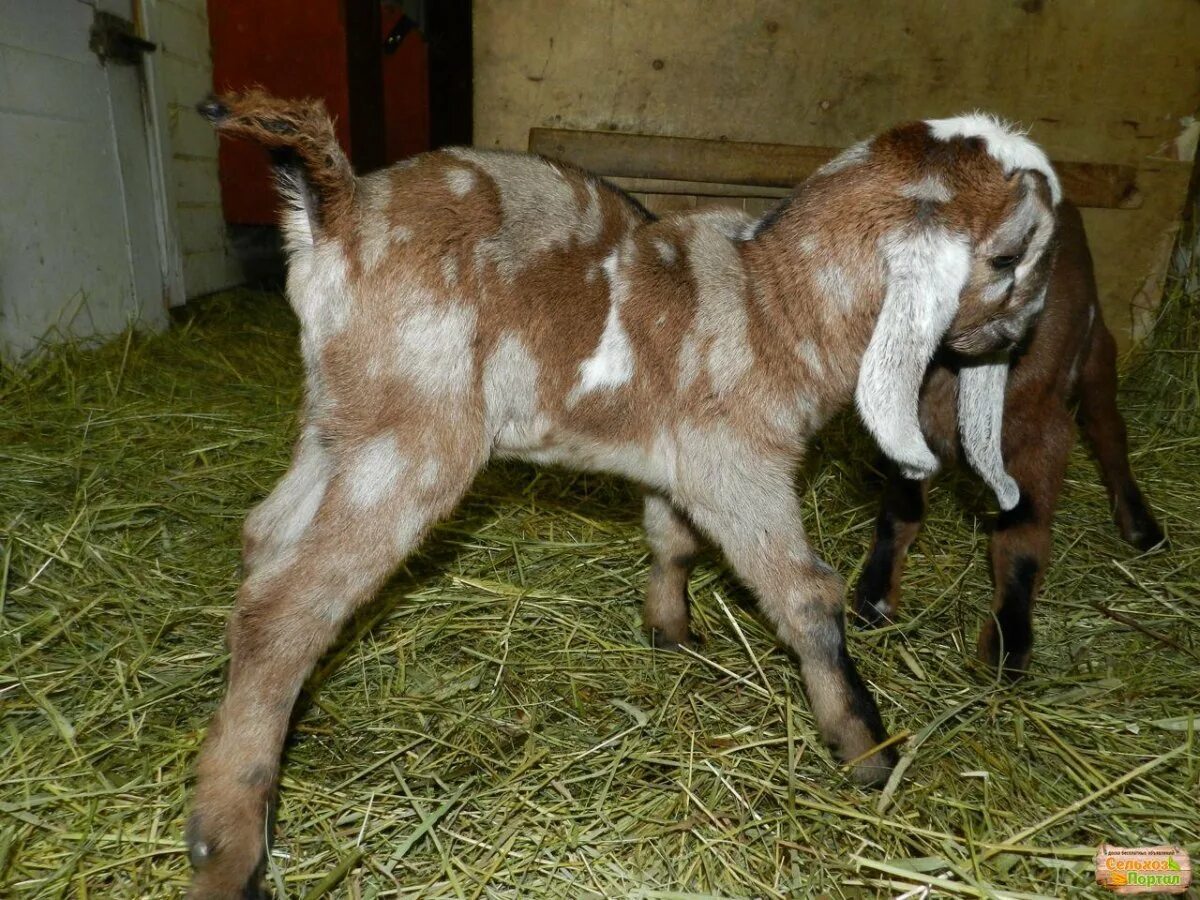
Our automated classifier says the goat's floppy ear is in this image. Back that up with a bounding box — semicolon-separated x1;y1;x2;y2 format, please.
958;356;1020;510
856;229;970;480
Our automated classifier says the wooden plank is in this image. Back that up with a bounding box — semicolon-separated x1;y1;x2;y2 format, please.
529;128;1141;210
607;176;791;200
531;128;833;189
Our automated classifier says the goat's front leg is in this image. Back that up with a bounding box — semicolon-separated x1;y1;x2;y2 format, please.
677;463;895;785
978;404;1073;677
187;436;477;899
642;493;702;649
853;463;928;627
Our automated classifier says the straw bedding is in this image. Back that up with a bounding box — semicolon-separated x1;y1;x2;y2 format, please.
1;274;1196;897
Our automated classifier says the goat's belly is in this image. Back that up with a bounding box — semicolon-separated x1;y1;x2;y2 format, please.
494;419;673;490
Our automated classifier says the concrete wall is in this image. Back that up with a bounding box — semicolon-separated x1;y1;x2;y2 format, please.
474;0;1199;353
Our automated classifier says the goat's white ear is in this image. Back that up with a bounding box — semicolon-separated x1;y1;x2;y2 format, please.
958;357;1020;510
856;229;970;480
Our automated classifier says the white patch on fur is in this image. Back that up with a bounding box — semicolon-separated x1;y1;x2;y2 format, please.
358;172;397;271
576;181;605;244
814;263;856;313
654;238;677;266
244;426;330;551
958;357;1020;510
484;333;544;449
441;255;460;287
693;208;755;241
899;176;954;204
857;227;971;480
393;225;412;243
346;433;408;509
288;240;352;364
815;140;872;177
393;302;477;396
445;167;477;196
677;331;702;393
926;113;1062;205
274;167;317;254
796;338;825;376
449;149;585;280
417;457;441;489
570;249;634;402
679;222;753;394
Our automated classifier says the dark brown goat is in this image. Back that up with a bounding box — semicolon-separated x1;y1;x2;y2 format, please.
851;201;1164;672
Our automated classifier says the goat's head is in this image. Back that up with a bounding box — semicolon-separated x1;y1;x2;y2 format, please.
842;114;1060;508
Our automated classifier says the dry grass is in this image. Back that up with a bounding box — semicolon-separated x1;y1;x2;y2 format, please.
1;275;1197;898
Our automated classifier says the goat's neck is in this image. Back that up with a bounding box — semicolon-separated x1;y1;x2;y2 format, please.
744;222;885;419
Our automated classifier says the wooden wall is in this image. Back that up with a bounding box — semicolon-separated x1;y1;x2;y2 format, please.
473;0;1199;353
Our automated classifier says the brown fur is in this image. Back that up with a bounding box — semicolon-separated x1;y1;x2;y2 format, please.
853;202;1165;672
188;93;1061;899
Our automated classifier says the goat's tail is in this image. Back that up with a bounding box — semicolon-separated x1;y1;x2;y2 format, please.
198;89;355;247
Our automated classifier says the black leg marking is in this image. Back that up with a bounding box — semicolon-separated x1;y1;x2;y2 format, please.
993;555;1038;674
1121;483;1165;551
854;472;923;628
835;617;889;743
995;492;1035;532
853;532;895;629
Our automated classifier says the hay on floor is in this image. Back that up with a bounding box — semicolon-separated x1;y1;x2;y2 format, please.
1;275;1197;898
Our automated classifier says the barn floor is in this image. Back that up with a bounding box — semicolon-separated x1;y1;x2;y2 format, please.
1;283;1197;899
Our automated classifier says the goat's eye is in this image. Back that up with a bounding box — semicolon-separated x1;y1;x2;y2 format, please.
990;254;1019;271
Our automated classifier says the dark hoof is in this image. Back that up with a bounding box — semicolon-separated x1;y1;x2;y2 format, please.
1127;519;1166;552
851;596;894;629
847;745;899;788
648;628;700;652
978;624;1031;680
185;814;269;899
185;815;210;869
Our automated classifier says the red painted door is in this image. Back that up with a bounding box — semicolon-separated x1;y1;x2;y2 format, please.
208;1;429;226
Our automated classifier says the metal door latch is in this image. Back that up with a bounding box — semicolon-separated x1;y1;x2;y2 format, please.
90;10;157;65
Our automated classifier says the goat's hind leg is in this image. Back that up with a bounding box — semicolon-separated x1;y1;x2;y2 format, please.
642;493;702;649
241;425;330;578
1076;323;1165;550
187;433;478;899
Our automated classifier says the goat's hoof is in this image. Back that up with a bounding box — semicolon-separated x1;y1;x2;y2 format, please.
1126;519;1166;552
185;815;268;899
844;744;899;788
977;624;1032;680
648;627;700;652
851;596;894;629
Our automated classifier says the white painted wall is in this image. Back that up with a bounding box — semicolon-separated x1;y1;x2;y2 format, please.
146;0;240;301
0;0;171;359
0;0;238;361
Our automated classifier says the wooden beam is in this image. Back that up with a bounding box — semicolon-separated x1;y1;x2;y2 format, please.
529;128;1141;210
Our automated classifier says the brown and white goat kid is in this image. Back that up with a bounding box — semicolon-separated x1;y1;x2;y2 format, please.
188;92;1060;898
852;199;1164;670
